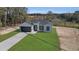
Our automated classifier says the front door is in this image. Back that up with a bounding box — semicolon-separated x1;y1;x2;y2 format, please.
46;26;50;31
34;25;37;31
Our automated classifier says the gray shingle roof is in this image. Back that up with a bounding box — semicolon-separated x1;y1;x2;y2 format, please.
20;20;51;27
20;22;31;27
31;20;51;25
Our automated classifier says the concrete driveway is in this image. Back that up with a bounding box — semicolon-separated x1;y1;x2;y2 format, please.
0;32;27;51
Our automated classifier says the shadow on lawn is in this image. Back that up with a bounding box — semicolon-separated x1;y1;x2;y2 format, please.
29;34;61;50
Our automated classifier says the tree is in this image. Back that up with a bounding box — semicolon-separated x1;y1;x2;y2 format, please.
0;7;28;27
71;13;79;23
0;8;7;27
46;11;56;22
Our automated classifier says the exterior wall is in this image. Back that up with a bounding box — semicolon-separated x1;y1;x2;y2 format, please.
44;25;46;32
44;24;52;32
38;23;52;32
20;22;52;32
31;25;34;32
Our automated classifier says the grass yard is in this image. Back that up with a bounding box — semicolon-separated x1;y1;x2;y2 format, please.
0;30;19;42
9;28;60;51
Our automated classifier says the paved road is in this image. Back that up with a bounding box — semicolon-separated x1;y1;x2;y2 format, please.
0;32;27;51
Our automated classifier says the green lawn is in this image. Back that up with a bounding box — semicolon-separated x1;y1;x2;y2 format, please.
0;29;19;42
9;28;60;51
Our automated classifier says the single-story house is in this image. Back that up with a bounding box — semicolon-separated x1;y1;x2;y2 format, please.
20;20;52;32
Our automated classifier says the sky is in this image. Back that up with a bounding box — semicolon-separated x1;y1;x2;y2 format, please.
27;7;79;14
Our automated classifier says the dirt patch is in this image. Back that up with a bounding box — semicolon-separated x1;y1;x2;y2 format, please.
0;26;19;35
56;27;79;51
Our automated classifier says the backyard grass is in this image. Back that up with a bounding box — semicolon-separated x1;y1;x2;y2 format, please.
9;28;60;51
0;29;19;42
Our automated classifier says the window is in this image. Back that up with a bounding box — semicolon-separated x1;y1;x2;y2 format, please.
39;26;44;31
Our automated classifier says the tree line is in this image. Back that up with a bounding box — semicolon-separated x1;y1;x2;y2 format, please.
46;11;79;28
0;7;27;27
27;11;79;28
0;8;79;28
28;11;79;24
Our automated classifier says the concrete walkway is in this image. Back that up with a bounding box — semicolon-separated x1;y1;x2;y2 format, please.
0;32;27;51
